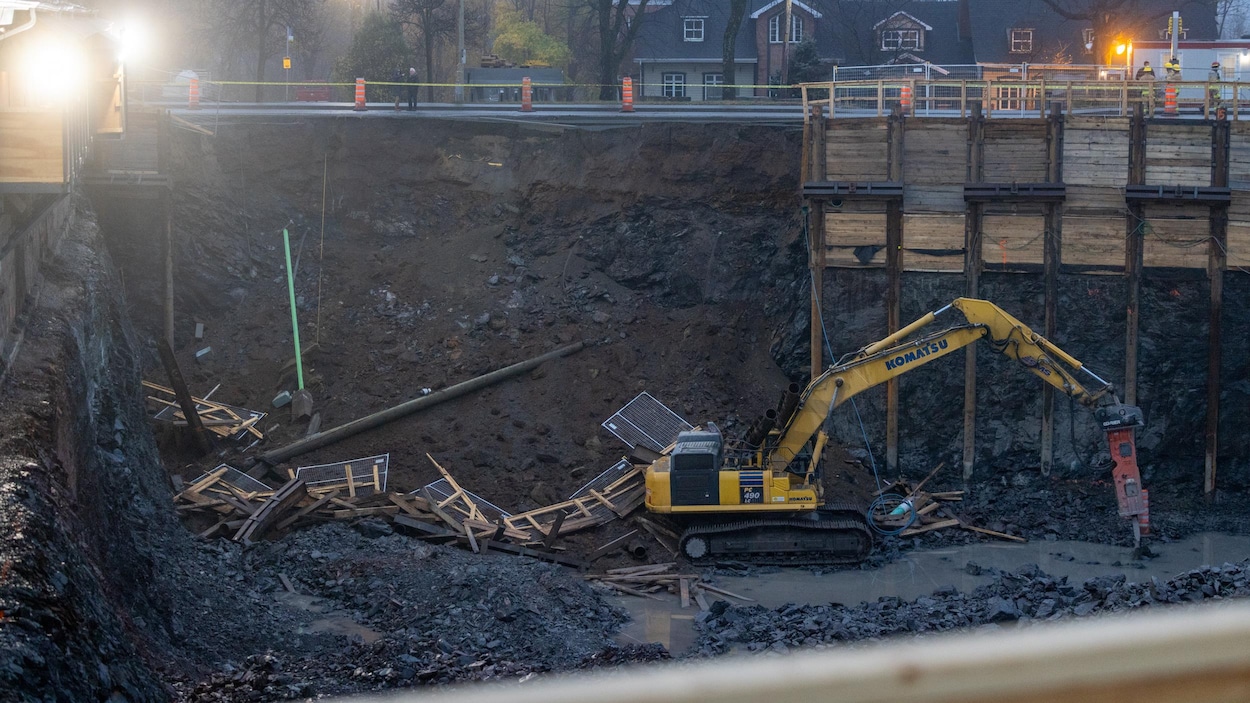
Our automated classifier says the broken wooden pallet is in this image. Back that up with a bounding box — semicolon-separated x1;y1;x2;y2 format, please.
144;380;265;441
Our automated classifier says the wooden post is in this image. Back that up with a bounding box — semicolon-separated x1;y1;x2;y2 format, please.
157;338;212;454
962;105;984;482
164;192;174;350
885;113;905;474
810;107;827;380
1041;105;1064;476
1207;119;1230;498
1125;103;1147;407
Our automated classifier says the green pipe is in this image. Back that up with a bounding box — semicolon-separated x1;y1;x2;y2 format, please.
282;228;305;390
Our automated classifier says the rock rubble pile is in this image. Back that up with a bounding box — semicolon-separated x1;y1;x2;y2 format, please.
693;560;1250;655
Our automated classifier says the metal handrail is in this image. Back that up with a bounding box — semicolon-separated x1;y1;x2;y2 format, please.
801;78;1247;121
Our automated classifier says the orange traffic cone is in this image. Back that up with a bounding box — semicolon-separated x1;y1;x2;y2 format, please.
353;77;367;111
521;76;533;112
900;83;912;115
1164;83;1177;117
622;77;635;113
188;77;200;109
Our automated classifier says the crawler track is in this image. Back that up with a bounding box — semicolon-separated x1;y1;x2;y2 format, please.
678;507;873;566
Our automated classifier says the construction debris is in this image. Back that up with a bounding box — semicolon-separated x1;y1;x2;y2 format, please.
586;563;755;610
870;465;1026;543
145;379;266;442
293;454;388;496
172;453;642;568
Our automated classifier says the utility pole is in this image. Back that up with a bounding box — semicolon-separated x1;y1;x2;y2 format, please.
284;25;292;102
1170;11;1180;64
455;0;466;104
781;0;793;84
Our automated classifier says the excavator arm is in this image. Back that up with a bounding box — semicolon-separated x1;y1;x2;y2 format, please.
766;298;1148;542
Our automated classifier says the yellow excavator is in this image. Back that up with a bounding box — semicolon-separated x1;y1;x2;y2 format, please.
644;298;1148;564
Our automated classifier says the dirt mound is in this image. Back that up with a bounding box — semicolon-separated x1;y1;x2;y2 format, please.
168;523;637;701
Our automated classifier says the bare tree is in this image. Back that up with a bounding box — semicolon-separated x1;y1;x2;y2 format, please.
392;0;488;101
204;0;326;101
722;0;749;99
1217;0;1250;37
587;0;651;100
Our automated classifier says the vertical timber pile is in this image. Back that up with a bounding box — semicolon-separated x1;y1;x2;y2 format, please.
1207;118;1230;497
1125;104;1146;406
806;105;827;380
885;113;905;473
962;105;985;481
1041;105;1064;476
160;111;175;349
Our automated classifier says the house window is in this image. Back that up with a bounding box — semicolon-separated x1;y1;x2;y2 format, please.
1010;29;1034;53
703;72;723;100
769;14;804;43
684;17;705;42
1082;28;1095;53
662;72;686;98
881;29;921;51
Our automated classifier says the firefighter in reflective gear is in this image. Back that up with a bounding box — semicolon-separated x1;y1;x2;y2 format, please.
1164;56;1181;80
1209;61;1224;111
1136;61;1156;111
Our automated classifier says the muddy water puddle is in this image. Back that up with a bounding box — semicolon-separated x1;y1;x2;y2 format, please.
274;591;384;643
611;532;1249;653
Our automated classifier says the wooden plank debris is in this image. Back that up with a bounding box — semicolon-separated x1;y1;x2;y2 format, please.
144;379;265;441
233;477;308;544
586;563;753;609
174;452;641;568
870;469;1024;543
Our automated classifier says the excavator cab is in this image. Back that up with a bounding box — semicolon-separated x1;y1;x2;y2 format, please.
668;426;724;507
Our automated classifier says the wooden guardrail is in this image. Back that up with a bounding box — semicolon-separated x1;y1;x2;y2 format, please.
801;79;1250;120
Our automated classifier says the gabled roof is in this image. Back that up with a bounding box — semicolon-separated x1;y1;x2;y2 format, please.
873;11;933;32
632;0;759;62
632;0;836;63
827;0;974;67
750;0;823;19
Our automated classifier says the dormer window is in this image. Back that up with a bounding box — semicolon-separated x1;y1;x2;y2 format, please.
874;11;930;52
684;17;705;42
769;14;804;43
1010;28;1034;53
882;29;920;50
1082;28;1095;53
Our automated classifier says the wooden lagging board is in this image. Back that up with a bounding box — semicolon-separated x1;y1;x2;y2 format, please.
1144;124;1213;187
824;211;887;267
902;213;964;272
825;118;889;181
1061;216;1127;269
1142;205;1211;269
1062;117;1129;187
981;120;1049;183
981;213;1046;268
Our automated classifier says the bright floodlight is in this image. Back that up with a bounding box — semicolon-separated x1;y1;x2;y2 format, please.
118;20;147;62
1115;43;1127;55
22;37;86;105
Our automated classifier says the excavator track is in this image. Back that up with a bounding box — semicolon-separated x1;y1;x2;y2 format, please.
678;506;873;566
